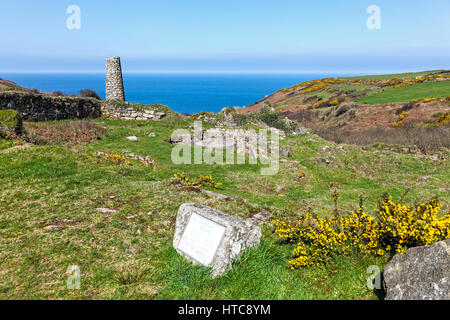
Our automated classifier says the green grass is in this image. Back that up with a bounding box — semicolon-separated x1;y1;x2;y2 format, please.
0;139;14;151
305;90;334;100
0;117;448;300
156;238;385;300
0;109;22;137
328;84;374;92
275;96;303;109
345;70;446;81
356;81;450;104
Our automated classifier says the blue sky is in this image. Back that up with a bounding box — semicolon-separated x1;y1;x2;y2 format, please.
0;0;449;73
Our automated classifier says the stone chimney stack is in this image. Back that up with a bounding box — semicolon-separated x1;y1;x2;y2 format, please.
105;56;125;101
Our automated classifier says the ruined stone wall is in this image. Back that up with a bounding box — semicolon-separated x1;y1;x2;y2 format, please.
0;92;101;121
105;56;125;101
102;100;166;121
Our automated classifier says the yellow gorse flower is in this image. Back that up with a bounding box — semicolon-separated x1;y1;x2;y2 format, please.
96;151;133;166
174;172;223;189
274;197;449;270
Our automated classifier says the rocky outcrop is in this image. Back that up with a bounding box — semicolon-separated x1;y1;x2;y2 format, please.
383;239;449;300
0;91;101;121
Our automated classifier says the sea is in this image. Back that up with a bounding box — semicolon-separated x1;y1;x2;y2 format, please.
1;73;344;114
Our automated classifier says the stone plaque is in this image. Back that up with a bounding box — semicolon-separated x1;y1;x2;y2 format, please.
173;203;262;277
177;213;226;266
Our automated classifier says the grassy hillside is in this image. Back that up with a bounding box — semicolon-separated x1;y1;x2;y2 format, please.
238;70;450;148
357;81;450;104
345;70;445;81
0;116;448;299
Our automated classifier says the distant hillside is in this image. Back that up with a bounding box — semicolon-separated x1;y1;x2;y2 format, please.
239;70;450;133
0;78;73;97
0;78;25;91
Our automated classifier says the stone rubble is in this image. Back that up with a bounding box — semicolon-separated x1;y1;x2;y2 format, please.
102;103;166;121
171;127;282;159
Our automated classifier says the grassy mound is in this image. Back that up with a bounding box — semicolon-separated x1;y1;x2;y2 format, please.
0;109;23;138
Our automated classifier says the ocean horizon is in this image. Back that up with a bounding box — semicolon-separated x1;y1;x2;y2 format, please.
1;73;350;114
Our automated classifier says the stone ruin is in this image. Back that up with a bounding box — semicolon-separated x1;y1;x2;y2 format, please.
105;56;125;101
103;57;167;121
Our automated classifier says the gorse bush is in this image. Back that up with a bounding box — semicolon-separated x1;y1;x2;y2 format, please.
274;196;449;269
376;197;449;252
95;151;133;166
78;89;101;100
52;91;65;97
2;86;20;91
392;111;409;127
257;112;282;128
256;110;292;133
174;172;223;189
231;113;250;127
229;109;294;133
426;112;450;127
